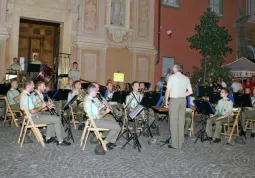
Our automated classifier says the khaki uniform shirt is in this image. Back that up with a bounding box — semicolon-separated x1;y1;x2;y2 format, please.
167;72;192;98
216;98;233;116
125;92;143;110
68;68;80;82
20;91;37;117
7;88;20;105
83;96;102;119
9;64;22;74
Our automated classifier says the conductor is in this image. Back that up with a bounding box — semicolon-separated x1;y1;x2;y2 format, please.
165;64;193;149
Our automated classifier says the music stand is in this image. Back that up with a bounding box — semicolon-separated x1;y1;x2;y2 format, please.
193;100;215;143
233;93;251;140
209;92;221;104
197;86;214;97
48;89;71;101
140;92;160;137
121;104;144;152
0;84;10;95
62;95;78;143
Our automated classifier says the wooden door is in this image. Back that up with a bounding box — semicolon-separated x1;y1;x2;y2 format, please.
18;19;59;86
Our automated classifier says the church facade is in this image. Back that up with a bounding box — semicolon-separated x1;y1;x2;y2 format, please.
0;0;156;87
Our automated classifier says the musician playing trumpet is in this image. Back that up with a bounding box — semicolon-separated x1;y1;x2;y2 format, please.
7;79;21;110
20;79;71;146
67;80;83;125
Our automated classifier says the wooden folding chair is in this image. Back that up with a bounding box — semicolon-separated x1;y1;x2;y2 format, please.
80;114;109;151
222;109;241;143
18;109;47;147
0;96;22;127
188;109;196;137
70;106;79;129
245;119;255;130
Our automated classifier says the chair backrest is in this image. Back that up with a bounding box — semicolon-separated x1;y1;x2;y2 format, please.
22;109;35;126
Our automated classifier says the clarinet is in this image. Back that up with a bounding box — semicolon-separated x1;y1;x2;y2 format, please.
35;90;57;115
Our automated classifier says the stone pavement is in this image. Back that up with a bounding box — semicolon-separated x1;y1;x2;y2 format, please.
0;120;255;178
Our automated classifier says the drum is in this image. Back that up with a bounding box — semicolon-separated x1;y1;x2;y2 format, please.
36;64;54;83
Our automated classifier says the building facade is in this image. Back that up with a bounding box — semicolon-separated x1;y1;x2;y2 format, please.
0;0;156;87
154;0;255;83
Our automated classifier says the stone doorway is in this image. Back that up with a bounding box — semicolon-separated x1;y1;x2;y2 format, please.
18;19;60;86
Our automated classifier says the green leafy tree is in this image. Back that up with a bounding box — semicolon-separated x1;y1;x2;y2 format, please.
187;10;233;86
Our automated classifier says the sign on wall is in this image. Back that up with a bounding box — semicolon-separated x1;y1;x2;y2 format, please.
231;71;255;78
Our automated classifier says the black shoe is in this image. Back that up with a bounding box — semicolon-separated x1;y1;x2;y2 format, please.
57;140;71;146
251;133;255;138
184;134;188;139
213;138;221;143
168;145;176;149
108;143;117;147
106;143;114;150
204;137;213;141
46;137;56;144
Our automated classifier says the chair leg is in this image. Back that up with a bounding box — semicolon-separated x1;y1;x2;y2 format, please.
3;108;8;125
80;122;89;146
228;122;237;143
94;130;107;151
20;126;28;147
18;119;26;144
82;129;90;151
245;120;249;130
10;110;18;127
34;128;45;147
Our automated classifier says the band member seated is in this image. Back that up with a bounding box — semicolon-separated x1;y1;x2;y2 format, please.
7;79;20;110
65;78;73;90
84;84;121;150
9;57;22;74
184;96;195;138
104;82;114;101
139;82;146;93
126;81;155;126
20;79;71;146
241;88;255;137
67;80;83;124
206;88;233;143
68;62;80;82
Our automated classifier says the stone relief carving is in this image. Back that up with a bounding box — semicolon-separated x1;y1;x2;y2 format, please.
84;0;97;31
105;26;132;48
138;0;149;38
110;0;125;27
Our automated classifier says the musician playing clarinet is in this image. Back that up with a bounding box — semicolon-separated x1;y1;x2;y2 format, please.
84;84;120;150
20;79;71;146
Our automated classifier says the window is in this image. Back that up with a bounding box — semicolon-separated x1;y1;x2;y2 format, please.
209;0;223;16
247;0;255;22
162;0;179;8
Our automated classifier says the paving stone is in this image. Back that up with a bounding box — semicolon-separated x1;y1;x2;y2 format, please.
0;120;255;178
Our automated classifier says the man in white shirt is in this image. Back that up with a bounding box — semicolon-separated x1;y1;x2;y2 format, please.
165;64;193;149
9;57;22;74
231;79;243;93
68;62;80;82
7;79;20;110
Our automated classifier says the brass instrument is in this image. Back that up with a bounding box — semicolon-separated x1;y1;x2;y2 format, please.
97;92;113;112
77;89;86;107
